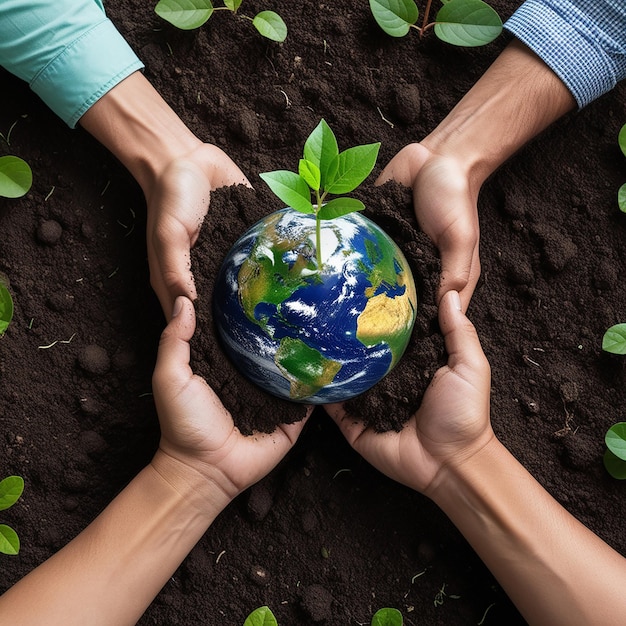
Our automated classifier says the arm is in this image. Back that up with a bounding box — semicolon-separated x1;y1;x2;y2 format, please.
379;0;626;309
0;0;249;316
328;291;626;625
0;297;309;625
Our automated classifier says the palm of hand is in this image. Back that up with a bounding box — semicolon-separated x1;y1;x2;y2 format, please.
146;144;249;316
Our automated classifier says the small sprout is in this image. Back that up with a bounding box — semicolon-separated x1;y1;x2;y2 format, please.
243;605;278;626
320;546;330;559
0;155;32;198
602;323;626;355
0;476;24;555
371;607;403;626
618;124;626;212
619;123;626;158
155;0;287;41
618;183;626;213
604;422;626;479
260;119;380;268
370;0;502;47
0;274;14;336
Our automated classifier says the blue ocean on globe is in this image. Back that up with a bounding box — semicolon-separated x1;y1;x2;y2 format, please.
213;208;417;404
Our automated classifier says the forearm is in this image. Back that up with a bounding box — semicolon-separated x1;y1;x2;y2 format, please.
421;40;576;193
430;438;626;625
0;453;230;626
79;71;203;199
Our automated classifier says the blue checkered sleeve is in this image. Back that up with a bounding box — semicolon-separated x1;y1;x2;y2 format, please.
505;0;626;108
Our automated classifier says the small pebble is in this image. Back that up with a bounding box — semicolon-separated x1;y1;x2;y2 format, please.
36;219;63;245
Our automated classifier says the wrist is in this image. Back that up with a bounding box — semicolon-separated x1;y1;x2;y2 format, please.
150;449;234;523
79;72;202;196
421;40;575;192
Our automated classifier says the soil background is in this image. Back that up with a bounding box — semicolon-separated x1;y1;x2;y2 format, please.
2;1;626;624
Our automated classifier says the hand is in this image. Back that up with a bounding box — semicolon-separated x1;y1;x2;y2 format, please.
145;144;250;317
326;290;492;495
377;144;480;311
151;296;310;504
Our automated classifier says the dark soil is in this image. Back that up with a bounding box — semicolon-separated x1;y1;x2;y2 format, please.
1;1;626;624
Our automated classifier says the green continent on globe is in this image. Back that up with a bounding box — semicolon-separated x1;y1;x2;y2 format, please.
274;337;342;400
238;212;316;335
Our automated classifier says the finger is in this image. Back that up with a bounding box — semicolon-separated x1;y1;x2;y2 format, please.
153;296;196;391
435;216;480;310
325;402;370;448
149;218;198;318
375;143;429;187
438;290;488;375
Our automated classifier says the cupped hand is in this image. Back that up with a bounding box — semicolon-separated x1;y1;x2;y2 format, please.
377;143;480;311
326;290;493;495
145;144;250;318
151;296;310;502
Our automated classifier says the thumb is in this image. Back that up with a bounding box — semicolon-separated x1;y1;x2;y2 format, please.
153;296;196;391
438;290;489;377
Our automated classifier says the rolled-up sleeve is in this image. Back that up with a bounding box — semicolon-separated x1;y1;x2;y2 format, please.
0;0;144;127
505;0;626;108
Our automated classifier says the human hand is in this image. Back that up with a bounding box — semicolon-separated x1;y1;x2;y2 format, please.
151;296;310;505
326;290;492;495
145;144;250;317
377;144;480;311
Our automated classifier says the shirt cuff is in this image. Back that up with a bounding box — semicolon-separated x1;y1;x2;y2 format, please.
30;18;144;128
505;0;620;108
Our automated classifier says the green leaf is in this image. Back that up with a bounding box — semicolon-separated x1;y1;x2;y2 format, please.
154;0;214;30
253;11;287;42
618;183;626;212
606;423;626;461
303;120;339;189
0;155;32;198
619;123;626;158
604;449;626;479
259;171;314;214
372;607;404;626
434;0;502;47
299;159;321;191
317;198;365;220
0;282;14;336
0;524;20;555
326;143;381;194
0;476;24;511
224;0;241;11
369;0;418;37
243;606;278;626
602;323;626;355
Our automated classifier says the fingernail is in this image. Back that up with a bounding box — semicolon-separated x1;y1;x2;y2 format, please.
171;296;184;318
450;290;462;311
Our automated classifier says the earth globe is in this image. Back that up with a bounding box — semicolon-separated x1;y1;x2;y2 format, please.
213;207;417;404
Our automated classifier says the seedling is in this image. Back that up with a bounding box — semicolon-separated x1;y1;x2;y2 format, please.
0;155;32;198
602;323;626;355
372;607;404;625
0;273;14;336
0;475;24;555
604;423;626;479
243;606;277;626
259;119;380;268
370;0;502;47
154;0;287;42
243;606;402;625
618;123;626;212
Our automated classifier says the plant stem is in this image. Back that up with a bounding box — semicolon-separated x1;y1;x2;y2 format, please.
420;0;433;37
315;190;323;269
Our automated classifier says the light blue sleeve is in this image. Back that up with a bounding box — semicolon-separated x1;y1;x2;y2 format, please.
0;0;144;128
505;0;626;108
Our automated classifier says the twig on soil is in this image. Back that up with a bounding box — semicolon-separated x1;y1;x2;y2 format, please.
215;549;226;565
377;106;394;128
44;186;55;201
38;333;76;349
477;603;496;625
